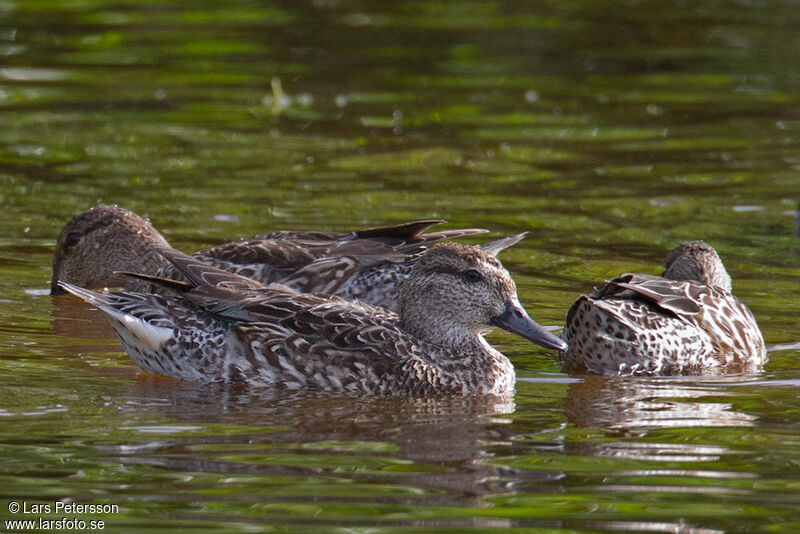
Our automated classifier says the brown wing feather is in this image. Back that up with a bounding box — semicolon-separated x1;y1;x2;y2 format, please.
191;221;485;285
279;255;394;295
591;273;715;317
353;219;445;239
195;240;317;273
115;270;193;292
155;245;266;291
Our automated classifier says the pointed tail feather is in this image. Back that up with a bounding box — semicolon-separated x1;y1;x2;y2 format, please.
479;232;528;257
397;227;489;250
58;281;113;307
152;244;265;291
115;271;194;292
354;220;488;249
354;219;446;239
58;282;184;373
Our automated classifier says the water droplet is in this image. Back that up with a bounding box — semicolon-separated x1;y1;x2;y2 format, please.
524;90;539;103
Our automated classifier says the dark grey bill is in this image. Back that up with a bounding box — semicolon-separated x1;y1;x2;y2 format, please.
50;281;67;295
490;298;568;352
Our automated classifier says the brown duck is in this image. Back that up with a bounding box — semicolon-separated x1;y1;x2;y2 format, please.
50;204;488;311
59;242;568;395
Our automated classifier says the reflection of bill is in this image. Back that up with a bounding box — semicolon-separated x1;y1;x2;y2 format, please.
565;375;757;433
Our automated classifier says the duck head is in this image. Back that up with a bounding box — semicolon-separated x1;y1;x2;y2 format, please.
50;205;171;294
399;241;567;352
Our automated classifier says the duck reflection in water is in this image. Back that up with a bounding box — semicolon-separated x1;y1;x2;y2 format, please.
115;377;561;507
563;375;756;434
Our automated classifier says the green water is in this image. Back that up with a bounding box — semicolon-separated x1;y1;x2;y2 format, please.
2;0;800;532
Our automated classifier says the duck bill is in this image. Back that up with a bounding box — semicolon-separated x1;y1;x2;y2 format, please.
50;279;67;295
490;297;568;352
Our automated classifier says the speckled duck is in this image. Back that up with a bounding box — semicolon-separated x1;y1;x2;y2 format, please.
561;241;766;376
51;204;488;311
59;241;567;395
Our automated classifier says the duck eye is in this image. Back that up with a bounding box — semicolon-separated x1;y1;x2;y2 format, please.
463;268;482;283
65;232;82;247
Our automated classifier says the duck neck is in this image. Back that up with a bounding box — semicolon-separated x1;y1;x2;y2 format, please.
400;313;484;352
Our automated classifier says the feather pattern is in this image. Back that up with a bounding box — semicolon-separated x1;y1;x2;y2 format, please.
59;239;564;396
276;234;530;311
561;241;766;376
51;205;488;312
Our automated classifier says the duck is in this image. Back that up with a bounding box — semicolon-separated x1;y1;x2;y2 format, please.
58;241;568;396
560;241;766;376
50;205;488;311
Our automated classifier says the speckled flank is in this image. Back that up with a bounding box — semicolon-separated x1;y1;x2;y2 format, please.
334;262;411;311
59;241;562;396
561;241;766;376
60;284;230;381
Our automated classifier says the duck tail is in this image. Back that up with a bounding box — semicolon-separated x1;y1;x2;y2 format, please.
354;219;446;239
114;271;193;292
479;232;528;257
57;281;113;308
354;220;489;252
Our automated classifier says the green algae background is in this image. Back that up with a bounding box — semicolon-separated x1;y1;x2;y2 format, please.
1;1;800;532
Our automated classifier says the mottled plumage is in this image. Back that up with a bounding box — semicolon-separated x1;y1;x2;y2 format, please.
561;241;766;376
51;205;488;311
60;242;567;396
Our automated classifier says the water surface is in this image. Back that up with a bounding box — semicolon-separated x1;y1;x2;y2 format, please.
2;1;800;532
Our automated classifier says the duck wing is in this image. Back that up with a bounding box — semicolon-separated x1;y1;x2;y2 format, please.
186;220;486;286
149;245;418;351
250;219;449;244
583;272;765;358
353;220;487;254
589;273;712;317
145;247;426;388
191;240;319;283
147;245;374;324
